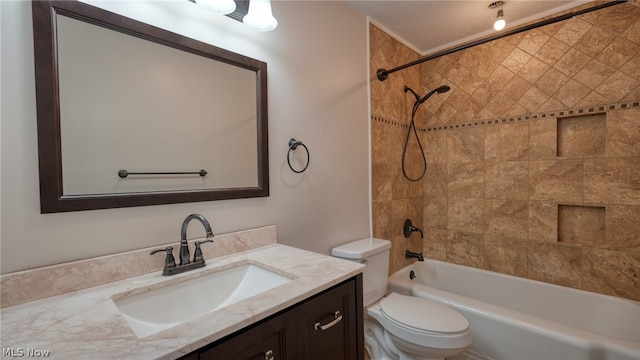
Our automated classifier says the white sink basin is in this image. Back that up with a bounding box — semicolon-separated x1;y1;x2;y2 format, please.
113;262;294;338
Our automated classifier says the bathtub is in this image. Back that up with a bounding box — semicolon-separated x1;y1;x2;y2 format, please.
388;260;640;360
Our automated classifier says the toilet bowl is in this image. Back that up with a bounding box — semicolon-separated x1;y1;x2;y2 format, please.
332;238;471;360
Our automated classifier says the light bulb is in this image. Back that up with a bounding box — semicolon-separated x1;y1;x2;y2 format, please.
494;9;505;30
196;0;236;15
243;0;278;32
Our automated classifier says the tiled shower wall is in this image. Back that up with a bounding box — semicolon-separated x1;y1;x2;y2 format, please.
370;1;640;301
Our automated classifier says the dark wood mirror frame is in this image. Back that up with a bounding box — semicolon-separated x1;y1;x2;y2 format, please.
32;0;269;213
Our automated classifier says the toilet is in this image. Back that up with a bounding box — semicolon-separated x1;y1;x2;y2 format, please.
332;238;471;360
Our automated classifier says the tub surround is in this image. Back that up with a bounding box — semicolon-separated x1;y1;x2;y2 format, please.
0;226;364;359
370;0;640;301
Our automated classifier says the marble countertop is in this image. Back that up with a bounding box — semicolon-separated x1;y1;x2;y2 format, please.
1;244;364;359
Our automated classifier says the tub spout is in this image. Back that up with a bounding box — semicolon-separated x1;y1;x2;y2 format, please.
405;250;424;262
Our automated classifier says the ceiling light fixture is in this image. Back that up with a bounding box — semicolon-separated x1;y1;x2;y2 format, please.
195;0;236;15
489;1;506;31
243;0;278;32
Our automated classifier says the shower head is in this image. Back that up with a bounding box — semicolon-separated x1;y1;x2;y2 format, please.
418;84;451;104
436;85;451;94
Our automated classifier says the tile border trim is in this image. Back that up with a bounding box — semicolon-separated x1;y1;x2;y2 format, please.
372;100;640;132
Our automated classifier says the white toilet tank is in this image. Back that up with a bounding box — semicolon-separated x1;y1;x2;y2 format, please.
331;238;391;307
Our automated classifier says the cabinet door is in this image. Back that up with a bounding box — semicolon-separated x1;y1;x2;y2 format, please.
294;279;360;360
199;313;292;360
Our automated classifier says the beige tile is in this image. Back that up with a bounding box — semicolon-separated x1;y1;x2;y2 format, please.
606;109;640;157
529;118;557;160
557;114;606;158
372;200;394;240
518;86;549;113
528;242;583;289
538;98;567;113
620;55;640;81
392;170;423;200
605;205;640;253
448;197;484;234
485;161;529;200
529;160;583;203
485;90;516;118
518;57;551;84
529;201;558;242
483;235;528;277
517;29;551;56
424;162;447;197
553;48;590;77
447;162;484;198
574;59;616;90
424;196;447;229
485;122;529;161
596;4;640;34
582;249;640;301
447;231;484;268
372;162;393;202
419;131;447;164
555;79;592;108
576;91;611;109
424;228;447;261
574;26;617;55
534;38;570;65
536;68;570;96
596;36;640;69
487;65;515;91
485;199;529;239
597;71;640;103
558;205;606;247
501;48;532;74
584;158;640;204
554;17;593;46
502;75;532;101
623;16;640;44
447;127;484;163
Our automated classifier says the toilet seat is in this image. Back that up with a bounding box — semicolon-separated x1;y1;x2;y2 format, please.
367;293;471;350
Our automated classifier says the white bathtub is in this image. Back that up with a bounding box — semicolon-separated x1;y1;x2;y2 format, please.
388;260;640;360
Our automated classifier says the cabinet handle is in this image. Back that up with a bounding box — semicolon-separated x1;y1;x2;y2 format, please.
264;349;274;360
314;311;343;331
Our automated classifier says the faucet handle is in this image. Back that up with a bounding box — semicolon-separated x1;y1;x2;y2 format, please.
150;246;176;271
193;240;214;263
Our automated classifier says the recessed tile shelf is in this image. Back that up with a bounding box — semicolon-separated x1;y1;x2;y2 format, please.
557;113;606;158
558;205;605;246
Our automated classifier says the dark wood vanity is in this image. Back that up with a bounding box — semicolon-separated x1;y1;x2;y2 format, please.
179;274;364;360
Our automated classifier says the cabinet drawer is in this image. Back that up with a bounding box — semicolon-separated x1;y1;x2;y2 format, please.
294;280;358;360
199;314;291;360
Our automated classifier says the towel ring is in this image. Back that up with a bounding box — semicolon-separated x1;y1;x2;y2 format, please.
287;138;310;173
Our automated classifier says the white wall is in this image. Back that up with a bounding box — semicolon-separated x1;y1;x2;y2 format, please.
0;0;371;273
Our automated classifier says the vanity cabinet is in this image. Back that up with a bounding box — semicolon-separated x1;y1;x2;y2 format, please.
183;274;363;360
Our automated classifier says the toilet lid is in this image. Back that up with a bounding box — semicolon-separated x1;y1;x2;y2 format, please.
380;293;469;334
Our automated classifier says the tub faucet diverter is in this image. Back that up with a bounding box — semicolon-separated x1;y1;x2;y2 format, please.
403;219;423;238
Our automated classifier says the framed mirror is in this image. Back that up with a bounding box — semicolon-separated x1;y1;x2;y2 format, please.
32;0;269;213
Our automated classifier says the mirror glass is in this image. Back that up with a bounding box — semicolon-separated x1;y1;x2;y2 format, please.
32;0;269;213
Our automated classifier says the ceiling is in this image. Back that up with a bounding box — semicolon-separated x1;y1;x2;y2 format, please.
344;0;589;55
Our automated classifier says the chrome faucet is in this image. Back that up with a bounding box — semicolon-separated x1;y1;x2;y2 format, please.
150;214;214;276
180;213;214;266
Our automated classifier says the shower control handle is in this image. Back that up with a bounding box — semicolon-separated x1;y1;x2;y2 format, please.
403;219;424;238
